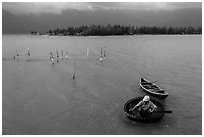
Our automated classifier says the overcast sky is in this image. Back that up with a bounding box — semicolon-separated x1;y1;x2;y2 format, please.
3;2;201;15
2;2;202;34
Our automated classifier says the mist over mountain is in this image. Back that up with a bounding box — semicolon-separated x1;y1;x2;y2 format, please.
2;3;202;34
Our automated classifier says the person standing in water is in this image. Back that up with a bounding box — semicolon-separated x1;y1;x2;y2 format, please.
86;48;89;56
99;47;103;63
65;51;69;60
16;50;19;57
51;56;54;64
26;48;31;61
50;52;53;60
99;56;103;63
50;52;54;64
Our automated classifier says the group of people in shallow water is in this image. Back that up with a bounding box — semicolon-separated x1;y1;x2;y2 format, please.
49;47;106;64
14;47;106;64
49;50;70;64
14;48;106;81
14;48;31;61
129;95;157;117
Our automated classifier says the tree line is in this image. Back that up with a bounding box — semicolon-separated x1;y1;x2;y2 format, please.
31;25;202;36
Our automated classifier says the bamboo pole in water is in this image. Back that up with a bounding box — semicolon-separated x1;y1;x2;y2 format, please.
101;47;103;56
87;48;89;56
103;46;106;58
61;50;63;60
56;49;59;58
73;60;76;80
56;49;59;62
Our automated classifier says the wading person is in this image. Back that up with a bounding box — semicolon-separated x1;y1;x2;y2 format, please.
51;56;54;64
65;51;69;60
50;52;54;64
56;49;59;63
16;50;19;57
99;55;103;63
129;95;157;117
27;48;31;61
50;52;53;60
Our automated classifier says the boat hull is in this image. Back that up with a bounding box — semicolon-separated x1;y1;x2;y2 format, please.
124;97;165;123
140;78;168;99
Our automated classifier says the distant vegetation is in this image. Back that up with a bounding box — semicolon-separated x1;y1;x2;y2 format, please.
31;25;202;36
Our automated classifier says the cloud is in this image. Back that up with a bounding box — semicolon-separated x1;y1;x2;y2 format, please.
2;2;202;15
89;2;201;11
168;2;202;9
88;2;170;11
2;2;94;15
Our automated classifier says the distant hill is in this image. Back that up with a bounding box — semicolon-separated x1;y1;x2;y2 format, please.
3;9;50;34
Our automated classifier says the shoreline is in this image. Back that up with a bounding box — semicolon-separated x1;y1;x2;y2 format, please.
2;34;202;36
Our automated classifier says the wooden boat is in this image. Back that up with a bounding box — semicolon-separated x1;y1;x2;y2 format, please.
124;97;167;123
140;78;168;99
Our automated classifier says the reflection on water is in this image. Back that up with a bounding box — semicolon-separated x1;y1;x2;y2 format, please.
2;35;202;135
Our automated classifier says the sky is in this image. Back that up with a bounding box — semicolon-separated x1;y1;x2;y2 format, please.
2;2;202;34
2;2;201;15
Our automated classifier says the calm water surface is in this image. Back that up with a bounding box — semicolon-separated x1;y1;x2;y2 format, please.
2;35;202;135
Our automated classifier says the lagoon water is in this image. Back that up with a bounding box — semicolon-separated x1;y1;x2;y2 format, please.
2;35;202;135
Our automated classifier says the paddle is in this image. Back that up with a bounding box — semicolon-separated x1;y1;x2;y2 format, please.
141;80;158;84
154;110;172;113
129;104;134;113
129;104;139;115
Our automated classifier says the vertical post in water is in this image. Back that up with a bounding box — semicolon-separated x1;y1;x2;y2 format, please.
56;49;59;62
61;50;63;60
56;49;59;58
101;47;103;57
103;46;106;59
73;60;76;80
86;48;89;56
13;52;15;60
